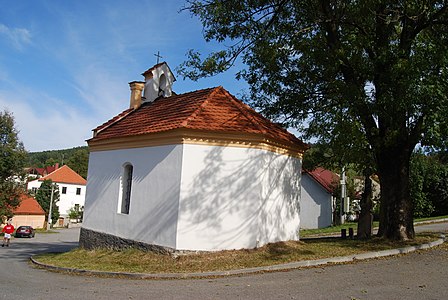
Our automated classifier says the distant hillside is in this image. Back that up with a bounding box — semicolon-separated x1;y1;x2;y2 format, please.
27;146;89;179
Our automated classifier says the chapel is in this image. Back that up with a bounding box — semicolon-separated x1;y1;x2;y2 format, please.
80;62;308;252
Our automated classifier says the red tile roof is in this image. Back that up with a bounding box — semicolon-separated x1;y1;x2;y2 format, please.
304;167;339;193
14;194;45;215
90;86;307;150
38;165;87;185
26;164;59;177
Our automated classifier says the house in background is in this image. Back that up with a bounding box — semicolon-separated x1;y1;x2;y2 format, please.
27;165;87;226
300;167;338;229
11;194;46;229
81;62;308;252
353;174;381;201
25;163;60;180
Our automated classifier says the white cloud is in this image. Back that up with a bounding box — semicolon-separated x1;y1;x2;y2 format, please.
67;66;125;114
0;23;31;50
0;88;95;152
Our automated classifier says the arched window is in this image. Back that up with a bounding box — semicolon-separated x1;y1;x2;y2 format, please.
119;163;133;214
158;73;167;97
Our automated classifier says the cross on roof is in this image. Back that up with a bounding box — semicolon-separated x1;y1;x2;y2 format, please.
154;51;163;64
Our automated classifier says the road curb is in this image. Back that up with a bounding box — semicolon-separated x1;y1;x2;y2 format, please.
30;236;446;280
414;218;448;225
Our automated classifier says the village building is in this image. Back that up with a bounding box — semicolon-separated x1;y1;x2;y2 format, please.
25;163;60;180
10;194;46;229
27;165;87;226
80;62;308;252
300;168;338;229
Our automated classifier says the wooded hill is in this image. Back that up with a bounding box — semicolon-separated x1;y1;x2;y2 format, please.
27;146;89;179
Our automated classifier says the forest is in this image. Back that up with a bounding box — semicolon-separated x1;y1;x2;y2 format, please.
26;146;89;179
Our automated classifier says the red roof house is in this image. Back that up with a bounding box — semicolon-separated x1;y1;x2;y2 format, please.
11;194;46;229
301;167;339;229
304;167;339;193
26;163;60;179
27;165;87;225
37;165;87;185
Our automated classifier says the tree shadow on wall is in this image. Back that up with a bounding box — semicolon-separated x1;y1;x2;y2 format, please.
179;145;302;249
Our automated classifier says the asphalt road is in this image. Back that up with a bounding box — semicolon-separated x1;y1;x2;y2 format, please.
0;223;447;300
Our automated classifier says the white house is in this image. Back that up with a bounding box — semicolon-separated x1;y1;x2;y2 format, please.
300;168;337;229
80;62;308;252
27;165;87;226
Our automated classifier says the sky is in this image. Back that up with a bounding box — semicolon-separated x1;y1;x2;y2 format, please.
0;0;249;152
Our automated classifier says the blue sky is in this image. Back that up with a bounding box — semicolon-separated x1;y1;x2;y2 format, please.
0;0;248;152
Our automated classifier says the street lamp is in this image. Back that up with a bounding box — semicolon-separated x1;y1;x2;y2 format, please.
47;184;55;230
340;166;346;225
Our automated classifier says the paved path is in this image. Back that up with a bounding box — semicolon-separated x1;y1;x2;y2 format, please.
0;223;447;300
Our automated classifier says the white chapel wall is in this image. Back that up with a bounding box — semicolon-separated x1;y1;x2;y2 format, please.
177;144;302;251
83;145;183;249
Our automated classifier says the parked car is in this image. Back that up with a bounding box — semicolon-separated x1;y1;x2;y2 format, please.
15;226;35;238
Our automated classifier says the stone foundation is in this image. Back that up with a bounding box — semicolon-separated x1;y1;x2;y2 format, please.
79;227;174;255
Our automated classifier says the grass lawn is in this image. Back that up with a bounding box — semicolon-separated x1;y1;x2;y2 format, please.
300;215;448;237
33;233;444;275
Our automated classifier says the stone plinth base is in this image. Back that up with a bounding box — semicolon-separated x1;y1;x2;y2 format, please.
79;227;173;255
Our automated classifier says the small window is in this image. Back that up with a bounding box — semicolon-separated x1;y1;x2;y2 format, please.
119;163;133;214
158;74;167;96
62;186;67;194
76;188;81;195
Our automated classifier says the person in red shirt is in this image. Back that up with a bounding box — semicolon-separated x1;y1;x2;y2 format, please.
2;220;15;247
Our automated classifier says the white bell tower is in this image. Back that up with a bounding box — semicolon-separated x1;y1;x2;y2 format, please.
141;62;176;103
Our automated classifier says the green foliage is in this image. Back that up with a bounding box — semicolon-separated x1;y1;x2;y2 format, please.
180;1;448;154
68;205;83;222
0;110;27;217
423;156;448;216
27;146;89;179
66;148;89;179
35;180;60;225
0;181;23;218
180;1;448;240
411;151;448;218
410;153;435;218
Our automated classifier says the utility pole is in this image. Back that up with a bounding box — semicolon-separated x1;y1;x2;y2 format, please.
47;184;54;230
340;166;346;225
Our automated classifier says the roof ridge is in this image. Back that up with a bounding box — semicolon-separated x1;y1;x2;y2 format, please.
226;93;308;148
219;88;270;135
180;87;219;127
41;165;62;178
39;165;86;184
89;86;308;152
304;168;338;193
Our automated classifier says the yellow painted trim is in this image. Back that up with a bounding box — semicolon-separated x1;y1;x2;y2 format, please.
88;129;305;158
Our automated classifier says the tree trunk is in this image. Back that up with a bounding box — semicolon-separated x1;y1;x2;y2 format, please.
357;170;373;239
376;147;415;240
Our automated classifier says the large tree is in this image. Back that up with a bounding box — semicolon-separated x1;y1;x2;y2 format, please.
0;110;27;218
179;1;448;240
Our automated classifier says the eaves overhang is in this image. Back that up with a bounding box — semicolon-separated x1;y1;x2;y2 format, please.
88;128;307;159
